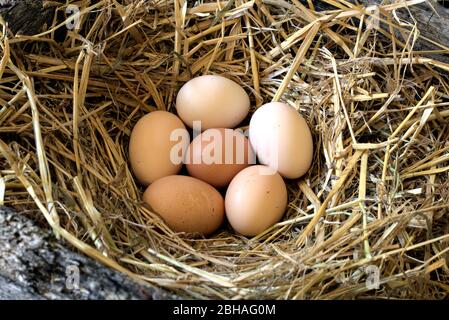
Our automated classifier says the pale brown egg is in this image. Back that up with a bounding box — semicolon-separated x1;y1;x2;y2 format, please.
225;165;288;236
249;102;313;179
175;75;250;130
143;175;225;236
129;111;190;186
185;128;255;188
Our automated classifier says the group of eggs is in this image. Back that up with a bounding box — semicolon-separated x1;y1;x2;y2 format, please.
129;75;313;237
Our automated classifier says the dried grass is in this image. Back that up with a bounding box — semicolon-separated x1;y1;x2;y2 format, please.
1;0;449;299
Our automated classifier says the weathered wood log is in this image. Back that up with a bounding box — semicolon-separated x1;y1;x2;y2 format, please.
358;1;449;62
0;0;54;35
403;1;449;50
0;206;174;300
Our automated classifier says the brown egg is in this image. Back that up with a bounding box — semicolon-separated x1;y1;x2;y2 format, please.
225;165;288;236
249;102;313;179
175;75;250;130
143;175;225;236
129;111;189;186
186;128;255;188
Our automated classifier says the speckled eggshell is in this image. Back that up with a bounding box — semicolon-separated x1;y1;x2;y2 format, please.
175;75;250;130
249;102;313;179
143;175;225;236
225;165;288;237
129;111;190;186
186;128;255;188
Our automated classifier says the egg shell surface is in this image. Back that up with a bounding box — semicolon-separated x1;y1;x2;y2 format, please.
225;165;288;236
143;175;225;236
176;75;250;130
129;111;189;186
186;128;255;188
249;102;313;179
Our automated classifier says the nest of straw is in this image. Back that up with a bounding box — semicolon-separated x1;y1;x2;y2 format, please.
1;0;449;299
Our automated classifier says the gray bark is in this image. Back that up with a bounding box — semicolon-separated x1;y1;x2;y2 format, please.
358;1;449;63
0;0;54;35
0;206;175;300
